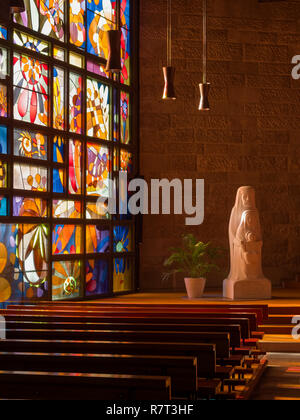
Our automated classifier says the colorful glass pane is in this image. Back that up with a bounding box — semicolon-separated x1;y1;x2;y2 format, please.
120;0;130;30
53;67;65;130
53;168;65;193
86;259;109;296
86;201;110;220
53;136;64;163
120;149;133;174
16;223;49;291
13;197;47;218
86;142;110;197
13;53;49;126
0;47;8;79
14;129;47;160
0;196;8;216
113;257;132;292
14;0;64;42
52;225;83;255
86;79;110;139
0;224;18;302
120;28;130;85
0;85;7;118
0;26;7;40
87;11;113;59
13;163;47;192
70;0;86;49
120;91;130;144
52;260;82;300
69;51;84;68
113;89;119;142
13;31;49;55
113;225;132;253
53;200;82;219
87;0;116;21
87;60;110;78
53;46;65;61
69;139;82;195
113;148;118;170
0;126;7;154
86;225;109;254
69;72;83;134
119;190;133;221
0;161;7;188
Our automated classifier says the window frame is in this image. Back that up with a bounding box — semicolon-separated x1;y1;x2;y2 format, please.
0;0;139;302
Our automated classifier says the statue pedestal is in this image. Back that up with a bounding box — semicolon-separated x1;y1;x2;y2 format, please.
223;278;272;300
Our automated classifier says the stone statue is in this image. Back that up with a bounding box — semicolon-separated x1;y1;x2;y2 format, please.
223;187;271;300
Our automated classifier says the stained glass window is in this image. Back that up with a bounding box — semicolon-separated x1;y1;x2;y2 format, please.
13;53;49;126
0;85;7;118
53;67;65;130
69;72;83;134
14;31;49;55
14;0;65;42
14;129;47;160
0;0;135;302
86;78;110;139
0;26;7;40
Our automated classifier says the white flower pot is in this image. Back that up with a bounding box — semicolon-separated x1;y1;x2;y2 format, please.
184;277;206;299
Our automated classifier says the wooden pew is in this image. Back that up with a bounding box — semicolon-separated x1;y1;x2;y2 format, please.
0;352;197;399
0;370;171;400
5;305;262;324
8;304;268;322
2;314;251;340
1;309;258;334
0;339;217;379
5;320;241;349
5;329;231;360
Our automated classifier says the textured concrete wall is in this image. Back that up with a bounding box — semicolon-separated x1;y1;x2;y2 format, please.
139;0;300;291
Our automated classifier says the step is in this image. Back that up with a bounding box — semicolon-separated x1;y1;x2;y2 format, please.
258;325;293;335
264;315;295;325
269;307;300;315
258;336;300;353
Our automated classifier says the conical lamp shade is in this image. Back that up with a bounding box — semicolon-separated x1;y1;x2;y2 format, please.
199;82;210;111
10;0;25;13
162;66;176;100
106;30;122;73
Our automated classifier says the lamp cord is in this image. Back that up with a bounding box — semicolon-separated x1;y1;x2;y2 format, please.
203;0;207;84
167;0;172;67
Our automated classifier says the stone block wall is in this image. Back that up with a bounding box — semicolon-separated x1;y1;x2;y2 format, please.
139;0;300;290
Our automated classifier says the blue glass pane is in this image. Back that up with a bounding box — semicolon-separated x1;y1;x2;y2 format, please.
86;259;109;296
53;136;64;163
0;196;8;215
0;26;7;40
53;169;64;193
0;126;7;154
113;225;131;252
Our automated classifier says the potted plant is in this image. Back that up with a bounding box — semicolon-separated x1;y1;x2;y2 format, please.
164;234;222;299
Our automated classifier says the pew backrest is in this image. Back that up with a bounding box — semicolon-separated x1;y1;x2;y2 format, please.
6;329;230;359
0;339;217;378
5;320;241;348
0;352;197;398
0;370;172;400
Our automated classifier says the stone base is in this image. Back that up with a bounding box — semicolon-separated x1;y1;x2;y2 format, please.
223;278;272;300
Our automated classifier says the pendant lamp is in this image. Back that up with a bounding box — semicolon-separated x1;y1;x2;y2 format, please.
106;4;122;73
10;0;25;14
199;0;210;111
162;0;176;100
